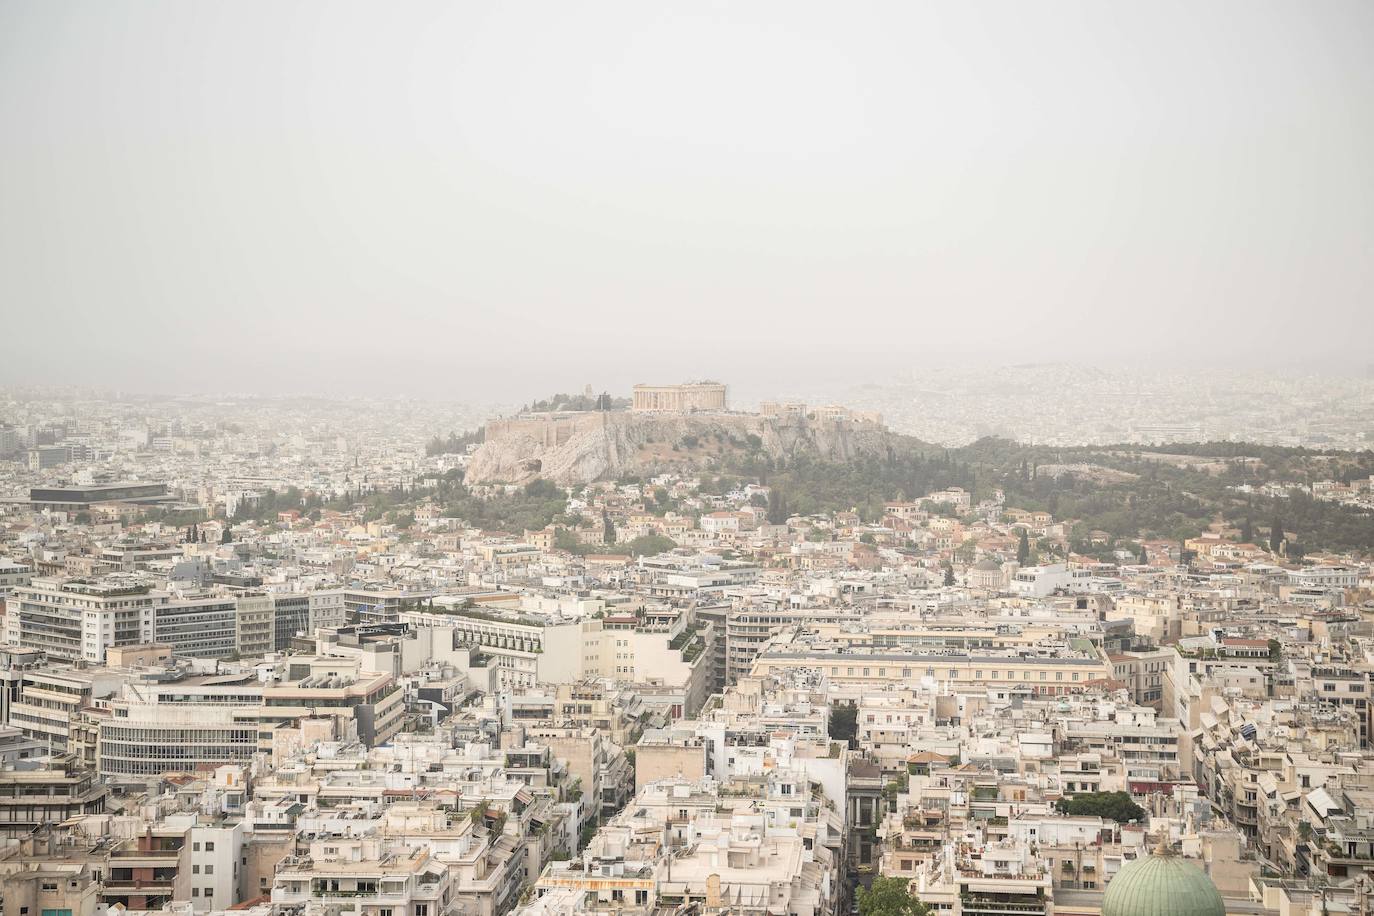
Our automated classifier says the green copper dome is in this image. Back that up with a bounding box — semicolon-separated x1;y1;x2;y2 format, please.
1101;850;1225;916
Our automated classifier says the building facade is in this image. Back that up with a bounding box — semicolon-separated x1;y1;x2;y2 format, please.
631;382;728;413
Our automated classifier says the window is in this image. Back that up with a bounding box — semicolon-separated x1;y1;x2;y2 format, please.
205;841;215;851
193;842;201;852
205;865;214;875
192;890;200;898
193;865;200;874
415;907;429;916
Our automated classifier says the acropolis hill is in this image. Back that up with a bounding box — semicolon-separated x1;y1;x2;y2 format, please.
464;383;899;485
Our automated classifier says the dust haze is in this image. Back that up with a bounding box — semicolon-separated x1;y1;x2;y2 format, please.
1;1;1372;399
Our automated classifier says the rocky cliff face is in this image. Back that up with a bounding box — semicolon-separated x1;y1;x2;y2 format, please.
465;411;900;485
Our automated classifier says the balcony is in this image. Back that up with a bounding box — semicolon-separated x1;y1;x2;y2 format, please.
103;879;175;894
959;894;1048;916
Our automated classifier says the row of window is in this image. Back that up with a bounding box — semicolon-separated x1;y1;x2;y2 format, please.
816;664;1086;682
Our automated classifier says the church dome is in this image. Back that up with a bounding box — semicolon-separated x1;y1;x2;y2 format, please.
1101;847;1225;916
973;558;1001;571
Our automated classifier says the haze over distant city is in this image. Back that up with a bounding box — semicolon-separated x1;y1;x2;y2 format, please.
9;6;1374;916
2;0;1372;397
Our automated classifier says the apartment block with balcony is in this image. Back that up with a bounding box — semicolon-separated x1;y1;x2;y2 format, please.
272;834;455;916
0;753;108;836
4;577;157;663
261;655;404;747
103;825;187;911
6;669;101;752
911;838;1054;916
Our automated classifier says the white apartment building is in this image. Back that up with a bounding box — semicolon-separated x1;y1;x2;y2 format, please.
1288;565;1360;592
5;578;157;662
0;559;32;599
7;669;99;752
272;837;453;916
5;577;289;663
1009;563;1093;598
399;608;711;715
177;820;245;913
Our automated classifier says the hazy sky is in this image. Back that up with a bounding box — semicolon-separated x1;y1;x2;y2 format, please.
1;1;1371;398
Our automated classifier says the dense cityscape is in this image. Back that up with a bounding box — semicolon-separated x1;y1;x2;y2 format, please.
4;1;1371;915
0;381;1371;916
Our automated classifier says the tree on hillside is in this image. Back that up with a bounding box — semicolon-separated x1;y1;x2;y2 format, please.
1269;515;1284;553
1239;517;1253;544
426;428;485;456
767;488;789;525
626;534;676;557
857;876;929;916
1016;529;1030;565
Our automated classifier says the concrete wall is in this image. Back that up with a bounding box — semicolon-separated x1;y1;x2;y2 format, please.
239;833;294;903
635;743;706;787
